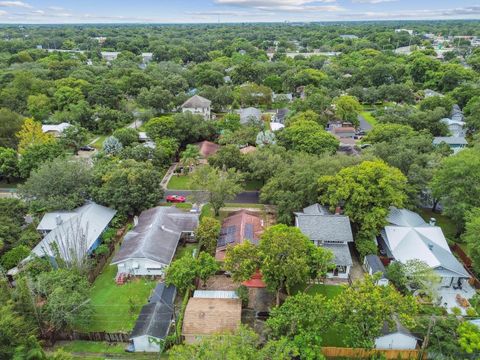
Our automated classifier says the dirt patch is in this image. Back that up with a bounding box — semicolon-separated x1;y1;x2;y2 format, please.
202;275;238;291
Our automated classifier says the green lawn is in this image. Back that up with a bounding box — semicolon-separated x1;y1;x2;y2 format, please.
418;208;458;242
90;135;108;150
50;341;163;359
78;263;157;332
167;174;192;190
359;111;378;127
174;243;198;260
0;180;20;189
303;284;345;298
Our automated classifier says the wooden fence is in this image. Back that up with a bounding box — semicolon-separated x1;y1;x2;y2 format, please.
321;346;425;359
55;330;129;343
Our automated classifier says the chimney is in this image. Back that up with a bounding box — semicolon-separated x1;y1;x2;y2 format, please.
335;206;342;215
55;215;62;226
429;218;436;226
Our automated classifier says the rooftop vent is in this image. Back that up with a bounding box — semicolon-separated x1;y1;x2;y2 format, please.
429;218;436;226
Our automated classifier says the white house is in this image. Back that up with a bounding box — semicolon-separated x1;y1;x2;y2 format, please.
31;202;116;263
181;95;211;120
433;136;468;154
129;283;176;352
379;207;470;288
41;122;71;137
239;107;262;125
364;254;389;286
111;207;198;276
295;204;354;279
375;321;419;350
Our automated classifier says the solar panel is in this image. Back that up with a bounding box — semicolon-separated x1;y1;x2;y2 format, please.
244;223;254;240
217;225;237;247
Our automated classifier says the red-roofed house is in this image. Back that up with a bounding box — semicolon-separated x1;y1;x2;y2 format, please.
195;141;220;159
333;127;356;139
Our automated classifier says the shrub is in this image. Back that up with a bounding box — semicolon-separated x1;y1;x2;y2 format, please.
101;228;116;244
1;245;31;269
94;244;109;257
451;307;462;316
236;285;249;308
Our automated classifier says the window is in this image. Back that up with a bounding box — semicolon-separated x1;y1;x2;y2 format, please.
147;267;163;271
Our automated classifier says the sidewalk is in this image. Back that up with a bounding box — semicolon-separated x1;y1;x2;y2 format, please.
160;163;178;190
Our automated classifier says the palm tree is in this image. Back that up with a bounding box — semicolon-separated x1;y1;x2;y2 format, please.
180;145;200;174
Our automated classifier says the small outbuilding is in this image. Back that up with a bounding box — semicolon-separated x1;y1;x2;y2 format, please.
364;255;389;286
375;321;419;350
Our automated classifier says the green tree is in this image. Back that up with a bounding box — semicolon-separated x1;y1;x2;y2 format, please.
362;124;415;144
145;116;176;141
457;321;480;354
191;165;244;216
60;125;88;154
431;148;480;227
19;157;91;211
277;120;339;155
258;225;312;305
179;144;200;171
0;147;19;182
333;95;361;126
1;245;30;269
196;217;221;255
27;94;51;121
224;241;261;283
18;142;65;179
164;254;198;294
91;159;164;215
464;208;480;274
0;301;35;360
113;128;139;147
208;144;245;171
464;96;480;132
17;118;55;154
319;160;408;257
197;252;220;287
0;108;24;149
331;275;417;348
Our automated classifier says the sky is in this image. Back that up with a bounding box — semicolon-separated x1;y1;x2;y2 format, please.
0;0;478;24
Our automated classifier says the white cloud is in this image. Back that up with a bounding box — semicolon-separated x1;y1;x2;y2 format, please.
351;0;397;4
0;1;31;8
215;0;343;12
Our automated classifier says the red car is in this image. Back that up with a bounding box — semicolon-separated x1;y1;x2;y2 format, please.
166;195;186;203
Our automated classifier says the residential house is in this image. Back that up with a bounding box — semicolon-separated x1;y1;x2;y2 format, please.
216;210;264;261
182;296;242;344
433;136;468;154
41;122;71;137
440;119;466;138
395;29;414;35
295;204;354;279
111;207;198;276
101;51;120;61
375;321;419;350
379;207;470;287
424;89;443;98
364;254;389;286
271;108;289;124
181;95;211;120
32;202;116;263
272;93;293;103
239;107;262;125
129;283;176;352
333;126;356;139
195;140;220;159
270;122;285;132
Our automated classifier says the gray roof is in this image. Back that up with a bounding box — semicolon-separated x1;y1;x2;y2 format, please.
433;137;468;145
181;95;211;109
112;207;198;266
131;284;176;339
239;107;262;124
31;202;116;262
323;243;353;266
295;204;354;243
273;108;289;124
365;254;386;278
379;319;419;339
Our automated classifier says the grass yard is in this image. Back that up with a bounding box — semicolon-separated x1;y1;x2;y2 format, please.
167;174;192;190
303;284;345;298
174;243;198;260
359;111;378;127
78;264;157;333
50;341;163;359
418;208;458;242
90;135;108;150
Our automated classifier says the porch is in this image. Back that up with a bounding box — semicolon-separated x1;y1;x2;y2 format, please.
437;279;477;315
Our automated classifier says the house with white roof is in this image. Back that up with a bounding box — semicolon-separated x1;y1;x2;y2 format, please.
295;204;354;279
433;136;468;154
32;202;116;263
181;95;211;120
239;107;262;125
379;207;469;288
41;122;71;137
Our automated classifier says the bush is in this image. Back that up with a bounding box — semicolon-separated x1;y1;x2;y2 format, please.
101;228;117;244
94;244;109;257
236;285;249;308
466;307;477;317
1;245;31;269
451;307;462;316
111;213;128;228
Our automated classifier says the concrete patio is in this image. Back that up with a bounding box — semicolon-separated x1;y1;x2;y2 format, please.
437;280;477;315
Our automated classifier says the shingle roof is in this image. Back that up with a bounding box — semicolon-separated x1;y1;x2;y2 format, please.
239;107;261;124
181;95;211;108
365;254;387;278
195;141;220;158
112;207;198;266
383;207;469;278
31;202;116;262
216;210;264;261
295;204;354;243
182;298;242;336
324;243;353;266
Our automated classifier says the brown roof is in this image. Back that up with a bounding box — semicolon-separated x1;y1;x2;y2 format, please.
216;210;264;261
239;146;257;154
182;298;241;336
195;141;220;158
333;127;356;133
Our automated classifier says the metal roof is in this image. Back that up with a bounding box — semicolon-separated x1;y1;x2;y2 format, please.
433;136;468;145
193;290;239;299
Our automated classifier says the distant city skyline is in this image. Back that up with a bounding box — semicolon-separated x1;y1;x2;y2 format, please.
0;1;478;23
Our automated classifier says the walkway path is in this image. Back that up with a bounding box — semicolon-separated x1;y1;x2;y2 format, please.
358;113;372;131
160;163;178;190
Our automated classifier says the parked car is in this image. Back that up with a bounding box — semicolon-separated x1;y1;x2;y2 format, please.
166;195;186;203
79;145;95;151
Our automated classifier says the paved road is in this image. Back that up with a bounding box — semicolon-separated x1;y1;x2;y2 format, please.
164;190;260;204
358;114;372;132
